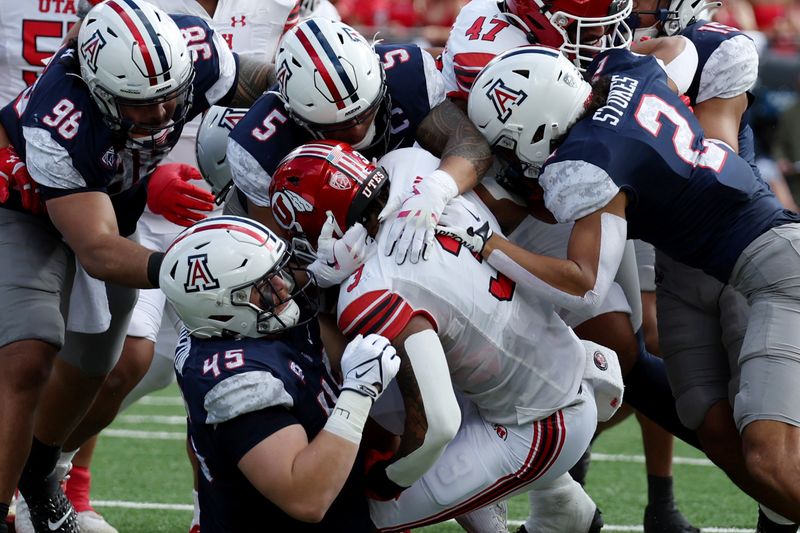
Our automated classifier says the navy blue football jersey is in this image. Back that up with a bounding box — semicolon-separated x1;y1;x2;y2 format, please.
229;44;440;209
681;20;761;176
174;320;371;532
0;14;238;235
544;49;799;282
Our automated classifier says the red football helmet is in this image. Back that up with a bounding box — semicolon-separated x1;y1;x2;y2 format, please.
268;141;389;257
505;0;632;69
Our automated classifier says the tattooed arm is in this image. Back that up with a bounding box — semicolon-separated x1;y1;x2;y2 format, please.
227;55;275;108
364;316;461;499
416;99;494;193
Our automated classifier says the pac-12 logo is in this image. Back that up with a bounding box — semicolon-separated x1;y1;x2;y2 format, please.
184;254;220;293
80;29;107;74
486;78;527;123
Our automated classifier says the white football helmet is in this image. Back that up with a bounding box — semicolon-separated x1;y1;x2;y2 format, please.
632;0;722;38
196;106;248;204
78;0;194;140
275;18;388;149
468;46;591;176
160;216;317;339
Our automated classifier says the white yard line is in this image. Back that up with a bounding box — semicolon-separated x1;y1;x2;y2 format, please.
117;414;187;425
88;502;754;532
135;396;184;406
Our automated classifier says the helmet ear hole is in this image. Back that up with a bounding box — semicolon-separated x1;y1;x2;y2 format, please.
531;124;546;145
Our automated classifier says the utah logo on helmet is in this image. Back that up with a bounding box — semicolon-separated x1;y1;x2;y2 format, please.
184;254;220;293
487;78;527;124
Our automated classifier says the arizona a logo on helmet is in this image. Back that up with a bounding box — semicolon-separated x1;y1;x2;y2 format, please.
487;78;527;124
184;254;220;293
80;29;107;74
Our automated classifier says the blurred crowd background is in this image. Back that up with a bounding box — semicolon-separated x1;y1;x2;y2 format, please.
334;0;800;210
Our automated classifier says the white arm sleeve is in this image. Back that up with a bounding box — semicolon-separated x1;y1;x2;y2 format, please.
422;50;447;109
385;329;461;487
487;212;628;315
227;137;273;207
660;36;698;96
205;31;238;106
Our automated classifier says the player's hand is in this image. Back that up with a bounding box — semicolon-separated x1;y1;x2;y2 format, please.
146;163;215;226
435;202;493;255
364;449;406;501
340;334;400;402
0;145;43;214
379;169;458;265
307;215;376;288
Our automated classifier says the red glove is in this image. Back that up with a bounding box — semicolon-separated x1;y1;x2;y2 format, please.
0;145;43;214
146;163;215;227
679;95;694;114
364;449;406;501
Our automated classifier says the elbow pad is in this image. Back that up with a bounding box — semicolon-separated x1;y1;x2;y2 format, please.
487;213;627;314
385;329;461;488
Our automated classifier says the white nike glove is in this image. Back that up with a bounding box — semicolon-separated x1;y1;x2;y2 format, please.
435;202;494;255
307;215;376;288
379;169;459;265
340;334;400;402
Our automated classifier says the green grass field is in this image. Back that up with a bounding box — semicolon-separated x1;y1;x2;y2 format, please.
85;387;759;532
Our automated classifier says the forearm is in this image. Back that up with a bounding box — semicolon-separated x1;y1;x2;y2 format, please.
388;329;460;487
482;212;627;313
75;232;159;288
228;55;273;108
416;100;493;193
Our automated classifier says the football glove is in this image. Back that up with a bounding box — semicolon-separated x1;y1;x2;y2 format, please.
380;169;458;265
0;145;43;214
435;202;493;255
364;449;406;501
308;215;376;288
146;163;215;226
340;334;400;402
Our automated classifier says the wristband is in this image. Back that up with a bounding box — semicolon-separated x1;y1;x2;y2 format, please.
323;389;372;444
147;252;165;288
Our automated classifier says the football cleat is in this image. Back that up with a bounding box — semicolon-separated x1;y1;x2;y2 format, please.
15;490;78;533
755;509;798;533
78;509;119;533
644;501;699;533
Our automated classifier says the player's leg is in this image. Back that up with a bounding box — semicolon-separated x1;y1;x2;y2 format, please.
728;225;800;521
63;436;118;533
369;388;597;531
0;209;74;530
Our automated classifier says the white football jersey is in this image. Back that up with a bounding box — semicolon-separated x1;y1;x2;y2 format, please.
0;0;85;106
441;0;528;100
337;147;585;425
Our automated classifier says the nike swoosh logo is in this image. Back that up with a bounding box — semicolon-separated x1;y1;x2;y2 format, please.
48;508;73;531
354;365;375;379
463;206;481;222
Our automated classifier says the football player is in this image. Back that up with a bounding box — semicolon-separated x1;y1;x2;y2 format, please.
269;141;623;532
226;18;494;272
440;2;700;529
0;0;274;530
449;43;800;524
160;215;399;531
46;0;317;530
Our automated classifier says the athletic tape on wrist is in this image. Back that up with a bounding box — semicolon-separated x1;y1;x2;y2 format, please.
324;389;373;444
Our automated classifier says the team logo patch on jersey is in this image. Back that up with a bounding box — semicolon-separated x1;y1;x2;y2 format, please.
593;350;608;371
100;147;118;170
289;360;305;382
487;79;527;124
80;29;107;74
328;171;352;191
271;189;313;232
494;424;508;441
184;254;220;293
231;15;246;27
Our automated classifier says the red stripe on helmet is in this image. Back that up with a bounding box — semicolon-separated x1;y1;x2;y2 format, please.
294;27;346;110
106;0;158;86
